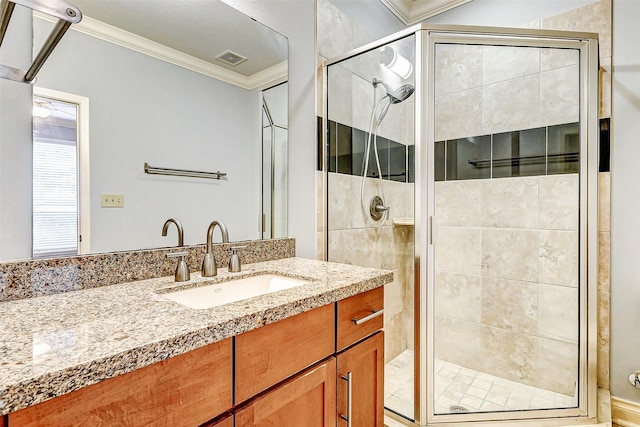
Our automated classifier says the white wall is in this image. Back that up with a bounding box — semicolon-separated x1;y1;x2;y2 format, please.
34;19;260;252
326;0;404;40
222;0;317;258
0;8;33;261
610;0;640;403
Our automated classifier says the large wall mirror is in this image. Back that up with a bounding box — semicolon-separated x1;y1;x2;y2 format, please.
3;0;288;261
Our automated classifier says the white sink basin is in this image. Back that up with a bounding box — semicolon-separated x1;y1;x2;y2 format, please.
161;274;309;309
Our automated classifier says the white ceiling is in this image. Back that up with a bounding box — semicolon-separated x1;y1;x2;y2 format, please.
66;0;287;84
379;0;472;25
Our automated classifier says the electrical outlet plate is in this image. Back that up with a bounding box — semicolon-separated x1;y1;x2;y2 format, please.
101;193;124;208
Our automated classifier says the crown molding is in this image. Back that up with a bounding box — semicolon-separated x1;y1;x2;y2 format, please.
379;0;472;25
34;12;287;90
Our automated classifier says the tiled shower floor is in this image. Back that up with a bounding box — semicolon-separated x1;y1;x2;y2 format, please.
385;350;577;418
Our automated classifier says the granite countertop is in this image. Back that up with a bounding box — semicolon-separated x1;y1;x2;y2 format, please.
0;257;393;416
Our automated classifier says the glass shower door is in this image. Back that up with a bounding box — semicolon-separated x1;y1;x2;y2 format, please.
325;34;417;422
425;29;598;423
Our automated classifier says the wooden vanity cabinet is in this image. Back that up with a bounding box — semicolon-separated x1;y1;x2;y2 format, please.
235;358;337;427
335;287;385;427
5;286;385;427
8;338;233;427
233;287;384;427
235;303;335;404
234;287;385;427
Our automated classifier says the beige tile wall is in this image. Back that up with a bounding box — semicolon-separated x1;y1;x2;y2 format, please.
435;44;579;141
326;172;415;362
434;175;580;395
539;0;612;390
539;0;612;119
598;172;611;389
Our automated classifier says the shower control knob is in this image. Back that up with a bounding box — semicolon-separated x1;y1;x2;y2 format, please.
369;195;389;222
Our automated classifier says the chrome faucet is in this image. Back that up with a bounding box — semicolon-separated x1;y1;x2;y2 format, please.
201;220;229;277
162;218;190;282
162;218;184;246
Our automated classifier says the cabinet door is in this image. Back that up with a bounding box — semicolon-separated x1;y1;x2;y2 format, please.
337;331;384;427
235;303;335;403
9;338;233;427
236;358;337;427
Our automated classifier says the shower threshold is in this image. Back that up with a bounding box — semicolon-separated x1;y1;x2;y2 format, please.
385;349;576;417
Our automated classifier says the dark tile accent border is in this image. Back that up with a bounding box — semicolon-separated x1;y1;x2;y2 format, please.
320;117;610;176
437;123;581;181
324;119;411;182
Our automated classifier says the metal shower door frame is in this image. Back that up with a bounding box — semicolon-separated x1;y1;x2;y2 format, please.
416;25;599;426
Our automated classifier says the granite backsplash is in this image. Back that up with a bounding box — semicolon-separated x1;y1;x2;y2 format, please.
0;238;295;302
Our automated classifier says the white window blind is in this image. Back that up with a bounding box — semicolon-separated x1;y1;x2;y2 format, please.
33;128;78;258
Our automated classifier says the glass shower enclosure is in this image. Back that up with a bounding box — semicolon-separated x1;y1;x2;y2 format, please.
324;24;599;426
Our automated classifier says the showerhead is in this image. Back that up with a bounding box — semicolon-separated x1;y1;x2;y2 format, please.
373;78;415;104
372;78;414;122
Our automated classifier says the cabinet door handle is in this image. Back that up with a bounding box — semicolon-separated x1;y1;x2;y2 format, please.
340;372;352;426
352;309;384;326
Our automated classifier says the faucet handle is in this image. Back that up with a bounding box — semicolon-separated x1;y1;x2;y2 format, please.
166;251;189;258
166;251;190;282
228;246;247;273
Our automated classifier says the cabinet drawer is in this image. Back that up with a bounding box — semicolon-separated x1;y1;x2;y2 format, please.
235;303;335;403
337;286;384;351
8;338;233;427
236;358;336;427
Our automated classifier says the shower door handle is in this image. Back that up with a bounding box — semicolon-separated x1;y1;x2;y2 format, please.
352;309;384;325
339;372;353;426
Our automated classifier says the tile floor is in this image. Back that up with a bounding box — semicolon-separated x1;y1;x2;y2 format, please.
385;349;577;419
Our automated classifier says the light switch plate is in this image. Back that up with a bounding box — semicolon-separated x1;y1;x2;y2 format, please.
101;193;124;208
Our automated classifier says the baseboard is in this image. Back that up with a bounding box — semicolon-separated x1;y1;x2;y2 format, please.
612;395;640;426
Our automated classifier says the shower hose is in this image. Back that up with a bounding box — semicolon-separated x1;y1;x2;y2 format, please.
360;86;392;228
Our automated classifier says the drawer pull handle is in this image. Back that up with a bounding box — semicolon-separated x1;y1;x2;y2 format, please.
352;309;384;325
340;372;353;426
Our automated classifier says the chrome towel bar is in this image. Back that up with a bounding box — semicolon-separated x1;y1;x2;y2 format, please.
0;0;82;83
144;163;227;180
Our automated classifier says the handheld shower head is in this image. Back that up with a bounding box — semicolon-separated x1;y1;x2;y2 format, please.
373;78;415;104
372;78;414;122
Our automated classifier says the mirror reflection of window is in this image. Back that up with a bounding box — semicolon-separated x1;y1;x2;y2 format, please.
32;90;89;258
